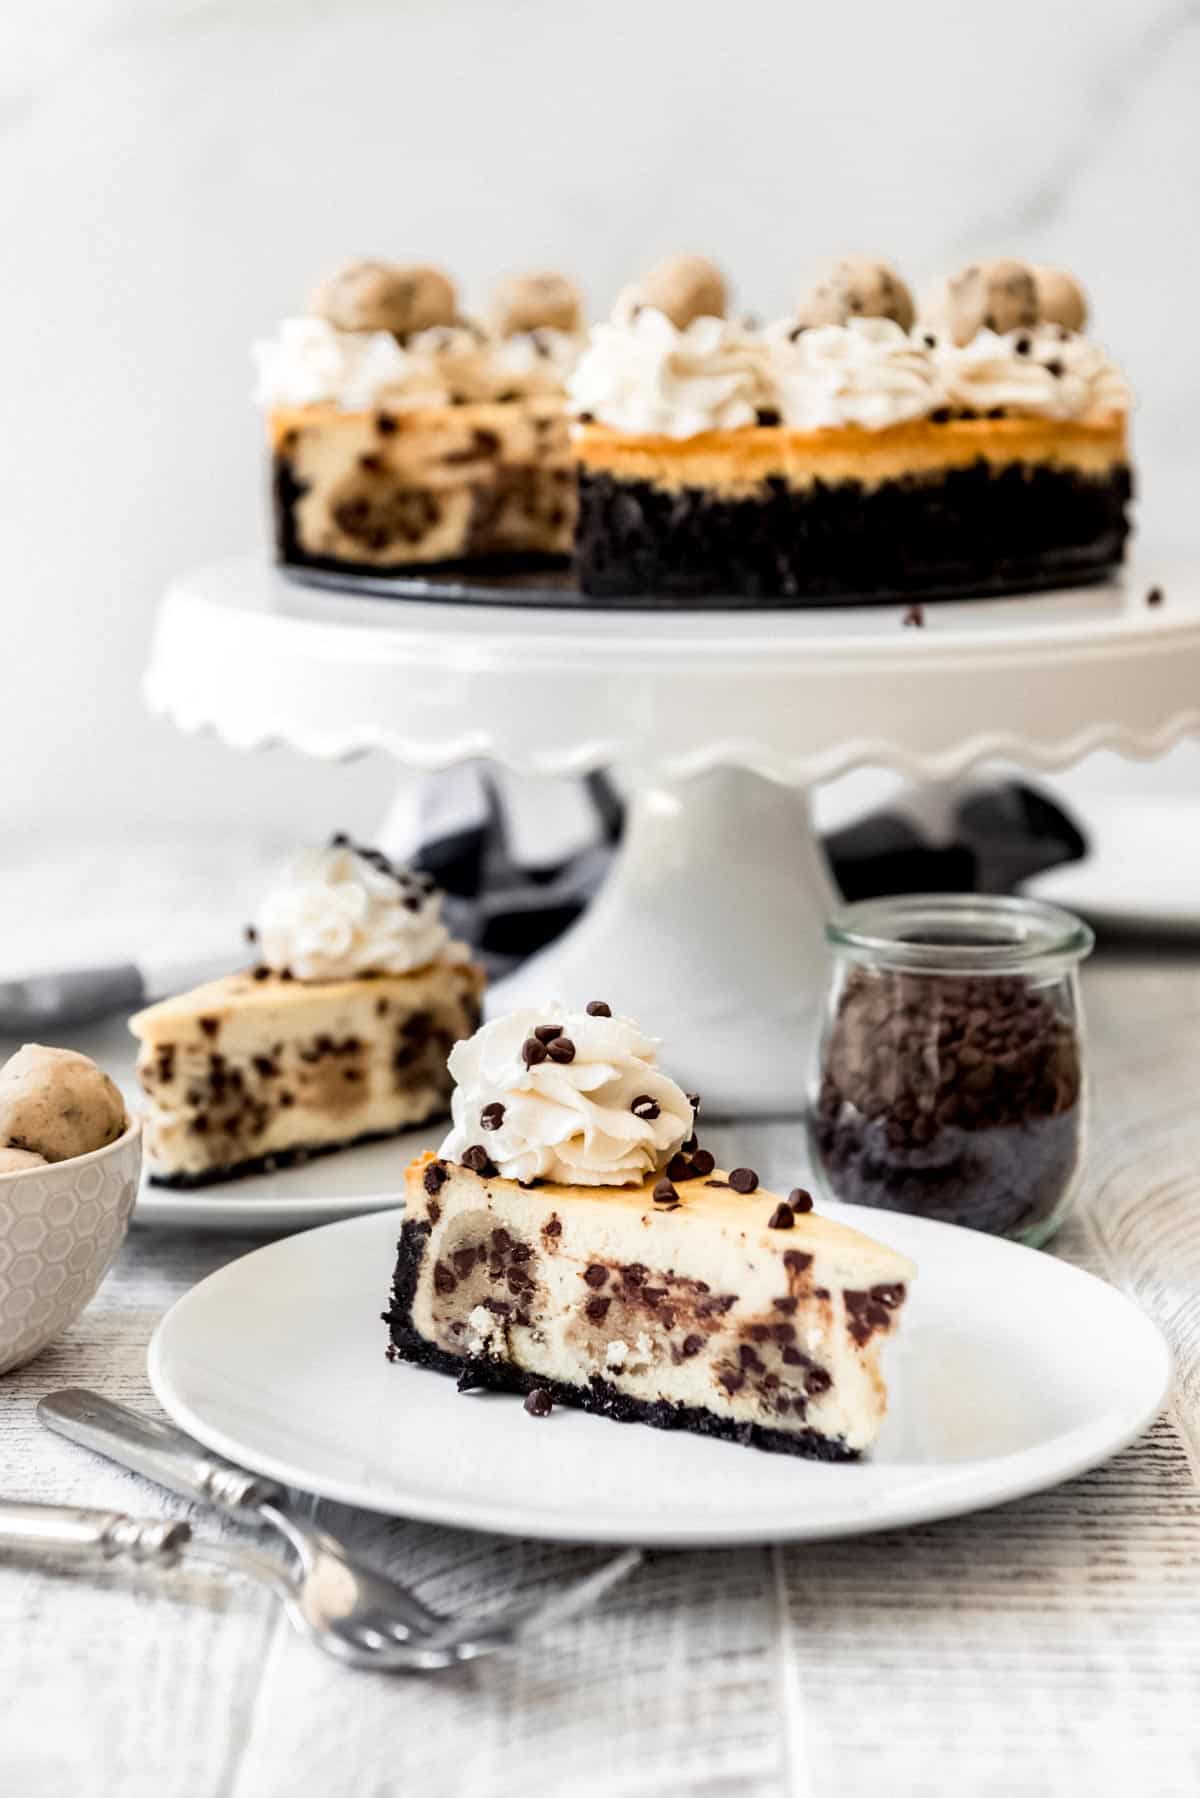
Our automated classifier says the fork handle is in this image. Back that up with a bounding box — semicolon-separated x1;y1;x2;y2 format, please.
38;1389;282;1515
0;1499;190;1567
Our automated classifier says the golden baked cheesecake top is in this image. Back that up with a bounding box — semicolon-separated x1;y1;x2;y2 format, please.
568;252;1131;449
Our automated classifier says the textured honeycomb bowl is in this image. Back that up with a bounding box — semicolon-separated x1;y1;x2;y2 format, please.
0;1121;141;1375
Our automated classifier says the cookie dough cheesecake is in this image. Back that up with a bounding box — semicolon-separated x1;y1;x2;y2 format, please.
384;1003;913;1458
570;253;1132;602
131;840;485;1187
254;260;584;578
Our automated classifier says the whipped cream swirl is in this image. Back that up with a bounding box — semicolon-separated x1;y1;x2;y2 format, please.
769;317;943;429
568;308;770;437
252;317;581;411
440;1005;693;1186
933;326;1131;420
255;841;450;981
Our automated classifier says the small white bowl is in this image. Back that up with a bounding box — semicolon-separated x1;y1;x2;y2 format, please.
0;1120;141;1376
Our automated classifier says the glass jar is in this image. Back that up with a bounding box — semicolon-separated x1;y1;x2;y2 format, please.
807;894;1093;1247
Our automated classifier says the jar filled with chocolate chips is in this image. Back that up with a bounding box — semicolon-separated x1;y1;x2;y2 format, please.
807;896;1094;1246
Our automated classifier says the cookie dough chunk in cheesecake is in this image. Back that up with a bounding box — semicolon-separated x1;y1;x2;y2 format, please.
384;1004;913;1458
131;840;484;1188
254;258;583;577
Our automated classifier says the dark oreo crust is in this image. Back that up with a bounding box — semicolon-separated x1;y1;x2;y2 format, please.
574;461;1133;602
383;1220;858;1462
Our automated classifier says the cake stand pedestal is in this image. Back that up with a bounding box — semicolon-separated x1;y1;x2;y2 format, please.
145;555;1200;1114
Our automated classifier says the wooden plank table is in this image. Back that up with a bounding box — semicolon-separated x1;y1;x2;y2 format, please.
2;949;1199;1797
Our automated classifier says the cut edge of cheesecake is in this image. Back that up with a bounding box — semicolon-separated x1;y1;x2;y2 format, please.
384;1150;915;1460
130;960;485;1189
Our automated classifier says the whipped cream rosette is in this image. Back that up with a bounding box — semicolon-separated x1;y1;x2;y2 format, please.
255;842;451;982
769;317;943;430
440;1005;694;1186
568;309;770;437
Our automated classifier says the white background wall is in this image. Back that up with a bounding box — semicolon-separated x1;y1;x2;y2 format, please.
3;0;1199;846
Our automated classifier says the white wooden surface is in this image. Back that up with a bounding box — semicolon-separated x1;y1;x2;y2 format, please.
2;952;1200;1797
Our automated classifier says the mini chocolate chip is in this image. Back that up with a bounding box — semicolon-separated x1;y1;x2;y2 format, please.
547;1035;576;1064
681;1133;698;1154
923;331;938;348
461;1144;497;1177
1014;335;1032;356
755;407;781;426
524;1388;553;1418
729;1167;759;1194
480;1102;505;1131
244;924;257;943
1147;586;1164;608
585;1294;611;1323
423;1161;448;1196
686;1093;701;1115
691;1149;716;1177
586;1000;611;1016
433;1262;456;1295
279;968;295;980
631;1094;660;1120
653;1177;678;1204
583;1264;608;1288
788;1188;814;1213
903;604;925;629
544;1216;562;1237
666;1154;692;1182
376;410;398;434
198;1016;220;1040
522;1036;548;1068
680;1333;703;1358
930;406;951;424
1045;357;1064;377
768;1203;795;1230
533;1024;563;1044
252;966;271;981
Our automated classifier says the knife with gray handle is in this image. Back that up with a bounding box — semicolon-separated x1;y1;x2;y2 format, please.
0;952;241;1034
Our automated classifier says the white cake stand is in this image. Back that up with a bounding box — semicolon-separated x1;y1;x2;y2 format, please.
145;554;1200;1113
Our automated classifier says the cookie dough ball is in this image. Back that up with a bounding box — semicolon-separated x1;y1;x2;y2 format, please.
489;271;583;337
0;1045;126;1164
621;254;728;329
793;256;914;331
0;1147;48;1174
1034;266;1089;334
928;258;1039;345
310;260;458;337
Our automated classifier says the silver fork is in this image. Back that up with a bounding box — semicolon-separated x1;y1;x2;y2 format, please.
37;1389;639;1670
0;1496;638;1672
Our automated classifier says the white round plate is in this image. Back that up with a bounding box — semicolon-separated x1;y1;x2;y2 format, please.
148;1204;1169;1546
1029;795;1200;932
135;1123;443;1232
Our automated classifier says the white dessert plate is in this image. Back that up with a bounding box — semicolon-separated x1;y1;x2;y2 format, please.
149;1203;1170;1546
1028;794;1200;932
134;1124;443;1232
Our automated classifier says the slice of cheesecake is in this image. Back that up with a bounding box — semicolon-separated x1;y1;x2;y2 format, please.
386;1150;913;1458
131;961;484;1187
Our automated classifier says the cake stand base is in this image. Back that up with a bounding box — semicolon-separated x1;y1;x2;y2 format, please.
489;767;836;1116
146;555;1200;1114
